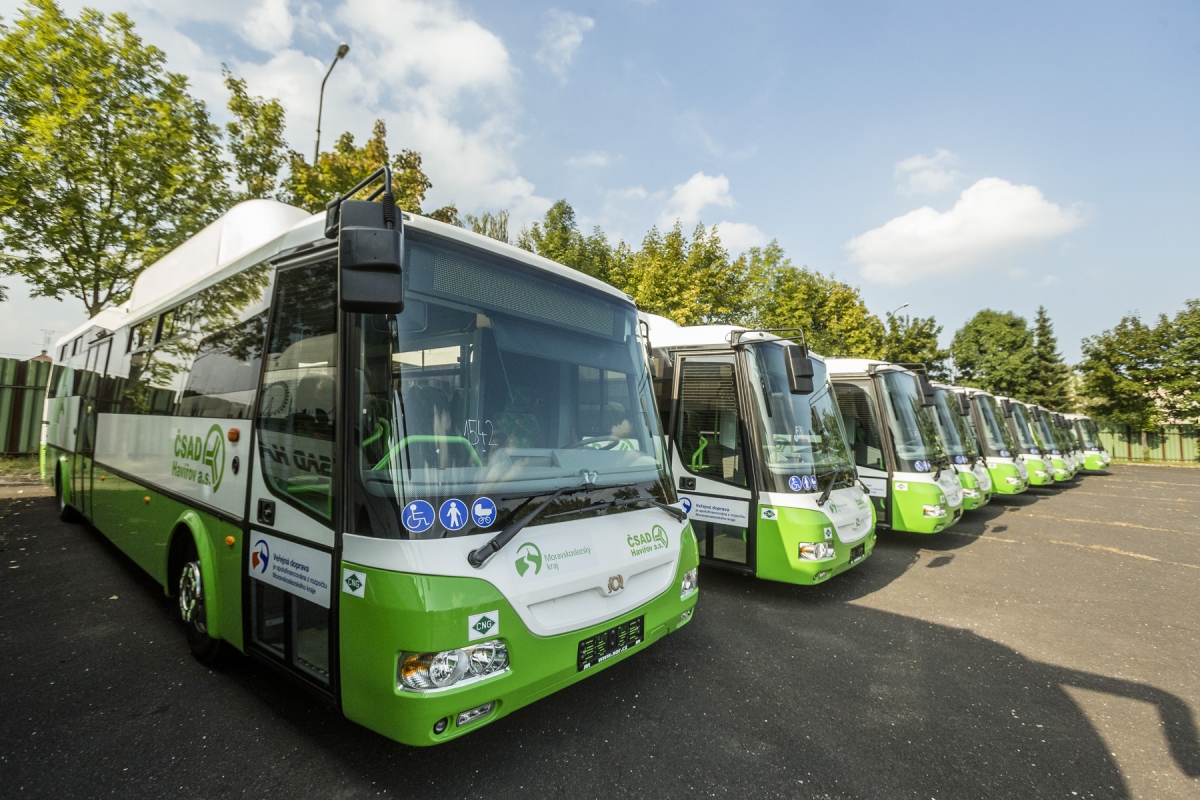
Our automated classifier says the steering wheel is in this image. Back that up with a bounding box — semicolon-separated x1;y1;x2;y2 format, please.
566;435;622;450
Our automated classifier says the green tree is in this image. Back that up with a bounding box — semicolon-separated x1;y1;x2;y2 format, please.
280;119;455;219
949;310;1035;398
1078;312;1163;429
0;0;230;317
464;210;510;243
1157;300;1200;423
223;67;287;201
881;313;949;378
1028;305;1071;409
517;200;616;284
744;243;885;357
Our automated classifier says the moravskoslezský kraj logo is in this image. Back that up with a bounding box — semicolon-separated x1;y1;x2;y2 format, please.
514;542;543;576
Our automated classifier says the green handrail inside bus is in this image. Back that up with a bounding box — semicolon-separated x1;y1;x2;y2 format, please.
373;435;483;470
690;434;709;471
362;418;391;449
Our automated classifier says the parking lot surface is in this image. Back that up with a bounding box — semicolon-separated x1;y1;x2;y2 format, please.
2;466;1198;799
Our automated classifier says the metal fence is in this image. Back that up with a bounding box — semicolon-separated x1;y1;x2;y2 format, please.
1097;423;1200;463
0;358;51;455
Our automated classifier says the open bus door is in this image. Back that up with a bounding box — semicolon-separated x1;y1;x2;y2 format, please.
669;353;755;573
76;337;111;520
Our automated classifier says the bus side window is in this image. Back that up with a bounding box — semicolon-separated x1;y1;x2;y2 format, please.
257;261;338;523
675;358;747;487
833;383;885;471
179;312;267;419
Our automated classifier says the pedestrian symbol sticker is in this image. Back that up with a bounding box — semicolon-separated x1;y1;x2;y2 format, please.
471;497;497;528
402;500;435;534
440;499;468;531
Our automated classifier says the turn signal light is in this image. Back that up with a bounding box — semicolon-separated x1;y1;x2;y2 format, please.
227;428;240;442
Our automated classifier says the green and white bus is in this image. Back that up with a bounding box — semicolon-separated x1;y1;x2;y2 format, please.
1068;414;1110;471
829;360;964;534
643;317;876;585
929;384;992;511
1029;405;1075;482
42;177;699;746
997;397;1054;487
947;386;1029;495
1056;412;1086;474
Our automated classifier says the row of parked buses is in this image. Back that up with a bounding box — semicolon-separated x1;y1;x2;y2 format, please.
39;181;1108;747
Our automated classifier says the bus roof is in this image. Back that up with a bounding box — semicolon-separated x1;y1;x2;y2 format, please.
640;314;833;361
825;357;907;376
56;199;632;350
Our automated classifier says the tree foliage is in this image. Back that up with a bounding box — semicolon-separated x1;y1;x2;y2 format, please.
949;310;1035;398
464;210;510;243
1028;306;1071;409
880;313;949;379
0;0;230;316
223;67;286;201
517;200;616;284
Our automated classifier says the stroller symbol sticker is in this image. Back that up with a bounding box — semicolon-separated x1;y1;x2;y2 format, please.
472;497;497;528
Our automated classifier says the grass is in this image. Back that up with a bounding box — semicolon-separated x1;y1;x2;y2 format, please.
0;455;41;481
1110;458;1200;469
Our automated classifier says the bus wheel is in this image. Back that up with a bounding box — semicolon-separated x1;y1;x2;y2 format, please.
177;544;225;664
56;466;79;523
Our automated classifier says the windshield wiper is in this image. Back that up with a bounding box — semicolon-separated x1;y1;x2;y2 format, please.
543;496;688;523
467;481;620;567
815;466;852;507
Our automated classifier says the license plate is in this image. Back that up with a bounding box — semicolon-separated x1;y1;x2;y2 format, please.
850;544;866;564
577;616;645;671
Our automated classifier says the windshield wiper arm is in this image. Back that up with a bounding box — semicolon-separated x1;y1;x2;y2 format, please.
467;481;619;567
586;496;688;522
815;466;852;507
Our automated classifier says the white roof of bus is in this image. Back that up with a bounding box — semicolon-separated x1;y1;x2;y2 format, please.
56;198;631;350
640;313;834;361
825;357;909;376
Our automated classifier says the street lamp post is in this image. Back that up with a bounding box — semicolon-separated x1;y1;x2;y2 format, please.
889;302;909;317
314;43;350;165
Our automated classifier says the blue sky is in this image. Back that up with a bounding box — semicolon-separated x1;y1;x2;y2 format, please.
3;0;1198;362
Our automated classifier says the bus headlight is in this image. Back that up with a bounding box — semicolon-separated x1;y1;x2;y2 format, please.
962;488;980;499
1005;476;1022;485
680;568;699;599
799;542;836;560
399;639;509;691
923;504;948;518
1035;470;1047;477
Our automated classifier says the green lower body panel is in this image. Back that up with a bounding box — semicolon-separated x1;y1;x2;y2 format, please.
987;462;1027;495
1024;457;1053;486
956;470;991;512
890;480;962;534
338;532;700;746
1051;457;1071;482
754;505;876;585
1083;453;1107;471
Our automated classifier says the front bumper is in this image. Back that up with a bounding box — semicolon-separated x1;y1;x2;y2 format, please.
754;505;877;585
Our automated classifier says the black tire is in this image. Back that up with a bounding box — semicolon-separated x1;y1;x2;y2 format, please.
56;466;80;523
176;538;225;665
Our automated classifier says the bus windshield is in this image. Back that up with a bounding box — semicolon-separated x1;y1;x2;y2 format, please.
973;394;1015;457
929;388;975;464
1078;420;1099;449
1009;403;1041;454
879;371;947;473
1033;412;1061;454
351;232;669;540
744;343;854;492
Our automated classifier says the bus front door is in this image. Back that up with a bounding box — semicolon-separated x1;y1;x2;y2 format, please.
76;338;110;520
833;381;891;528
671;354;755;573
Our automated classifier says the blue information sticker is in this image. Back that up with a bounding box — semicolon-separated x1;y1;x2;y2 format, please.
402;500;435;534
680;497;693;514
440;499;468;531
471;496;497;528
914;460;929;472
788;475;803;492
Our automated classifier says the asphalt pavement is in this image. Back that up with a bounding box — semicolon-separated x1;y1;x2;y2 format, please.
2;466;1198;799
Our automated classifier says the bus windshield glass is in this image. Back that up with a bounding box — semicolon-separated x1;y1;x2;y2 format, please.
744;343;854;492
351;232;669;540
1078;420;1099;449
879;371;946;472
1034;413;1061;454
973;394;1015;456
1009;403;1041;454
929;388;975;465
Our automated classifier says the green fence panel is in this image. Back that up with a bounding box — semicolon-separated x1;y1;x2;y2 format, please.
0;358;51;455
1097;422;1200;463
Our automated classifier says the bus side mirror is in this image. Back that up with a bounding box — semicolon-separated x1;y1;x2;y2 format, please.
785;346;815;394
336;200;404;314
1000;399;1013;417
955;393;971;416
915;374;936;406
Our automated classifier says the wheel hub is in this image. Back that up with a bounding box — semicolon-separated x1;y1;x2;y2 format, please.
178;561;207;634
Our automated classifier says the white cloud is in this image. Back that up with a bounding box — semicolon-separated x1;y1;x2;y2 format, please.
895;148;963;195
535;10;595;82
241;0;297;52
847;177;1085;285
567;151;611;167
658;171;734;228
715;221;767;251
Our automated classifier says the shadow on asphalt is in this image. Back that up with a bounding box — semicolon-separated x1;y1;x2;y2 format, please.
3;493;1198;799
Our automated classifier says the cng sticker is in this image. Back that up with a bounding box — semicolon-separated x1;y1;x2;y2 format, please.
761;507;778;521
342;568;366;597
468;610;499;642
514;542;543;576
